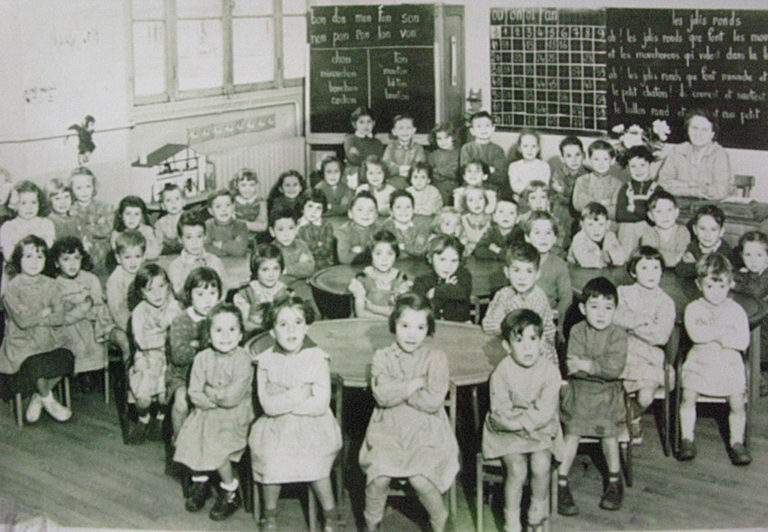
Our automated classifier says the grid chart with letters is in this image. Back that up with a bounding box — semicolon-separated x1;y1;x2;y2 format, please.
490;7;607;133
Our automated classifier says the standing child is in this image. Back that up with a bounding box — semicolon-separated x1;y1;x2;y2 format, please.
0;236;74;423
612;247;675;441
297;189;336;269
357;155;396;216
382;114;426;189
381;190;430;259
233;243;290;333
551;136;587;218
460;111;508;191
45;178;80;240
204;190;249;258
413;235;472;322
0;167;14;224
568;202;627;268
348;229;412;318
572;140;623;223
459;186;492;257
616;146;661;255
675;204;732;278
507;129;551;199
406;162;443;216
68;167;114;279
427;122;461;205
473;195;518;260
634;189;690;268
359;293;459;532
249;296;342;531
125;263;181;444
230;168;268;237
174;303;254;521
336;191;379;265
482;309;562;531
106;231;146;362
155;184;185;255
679;253;751;465
168;211;226;296
343;106;385;177
269;207;315;287
453;160;497;215
111;195;161;261
315;156;354;217
167;266;222;442
558;277;627;515
267;170;307;218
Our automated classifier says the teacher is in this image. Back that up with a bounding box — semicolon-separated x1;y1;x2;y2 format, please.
658;108;733;200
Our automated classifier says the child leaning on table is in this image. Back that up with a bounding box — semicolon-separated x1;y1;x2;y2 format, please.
675;203;732;278
679;253;751;466
567;202;627;268
233;243;290;334
482;308;563;531
558;276;627;516
413;234;472;322
336;191;380;265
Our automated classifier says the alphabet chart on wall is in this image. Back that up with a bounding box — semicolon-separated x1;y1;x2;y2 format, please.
489;7;607;134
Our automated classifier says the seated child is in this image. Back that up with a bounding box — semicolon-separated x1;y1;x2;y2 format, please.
348;229;412;318
459;186;492;257
482;243;558;361
507;129;551;199
568;202;627;268
106;231;146;361
429;206;463;243
230;168;268;238
679;253;751;466
168;211;226;296
616;146;661;254
336;191;379;265
551;136;587;220
0;180;55;263
675;204;732;278
45;178;79;240
356;155;396;216
204;190;249;258
111;195;161;261
406;162;443;216
572;139;623;223
482;309;563;530
380;190;430;259
343;106;385;176
167;266;222;441
558;277;627;516
154;184;185;255
297;189;335;269
413;235;472;322
267;170;307;218
249;296;342;531
516;181;568;252
427;121;461;205
382;114;426;189
633;189;690;268
174;303;254;520
233;243;290;333
270;207;315;285
612;247;675;441
453;159;497;215
359;293;459;532
315;156;354;217
473;195;518;260
460;110;508;190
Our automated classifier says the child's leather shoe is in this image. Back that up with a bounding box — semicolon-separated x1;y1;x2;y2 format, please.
557;482;579;516
146;416;164;442
209;487;242;521
678;438;696;461
599;478;623;511
125;420;148;445
185;480;209;512
729;443;752;466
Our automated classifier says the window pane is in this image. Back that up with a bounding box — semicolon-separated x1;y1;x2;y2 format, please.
177;19;223;91
282;0;306;15
132;0;164;20
133;21;166;96
232;0;273;17
233;17;274;84
283;16;306;79
176;0;221;18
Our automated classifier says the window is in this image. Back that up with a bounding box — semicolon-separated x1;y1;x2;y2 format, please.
131;0;307;105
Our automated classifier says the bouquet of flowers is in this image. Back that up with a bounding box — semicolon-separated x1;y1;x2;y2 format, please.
609;119;672;167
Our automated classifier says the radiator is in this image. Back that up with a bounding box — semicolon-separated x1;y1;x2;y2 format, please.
205;137;306;197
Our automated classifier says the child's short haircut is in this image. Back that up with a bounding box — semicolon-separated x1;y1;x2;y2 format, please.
691;204;725;228
388;292;435;336
389;189;414;210
6;235;48;277
469;110;493;125
269;206;297;227
263;294;316;331
625;145;654;164
426;233;464;261
201;302;244;348
159;183;182;203
182;266;223;307
695;252;733;281
647;188;677;210
176;210;206;237
737;230;768;257
627;245;665;274
522;210;559;237
559;135;584;155
249;242;285;279
51;236;94;272
582;276;618;304
430;207;461;233
461;159;490;177
301;189;328;212
371;229;400;258
208;189;233;209
350;190;377;208
391;114;415;128
10;180;47;215
587;139;615;158
500;308;544;343
429;121;457;148
581;201;608;220
44;177;70;200
114;229;147;255
229;168;259;194
350;106;374;124
496;191;517;207
408;161;432;182
523;180;553;203
504;241;540;269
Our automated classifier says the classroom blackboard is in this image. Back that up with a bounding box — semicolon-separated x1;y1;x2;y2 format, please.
606;9;768;150
307;4;435;134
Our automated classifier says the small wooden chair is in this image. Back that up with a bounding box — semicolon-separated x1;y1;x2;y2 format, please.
7;351;74;428
735;174;755;198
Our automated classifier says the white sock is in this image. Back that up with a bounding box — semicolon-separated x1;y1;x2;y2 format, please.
191;475;209;483
138;414;151;424
680;403;696;441
221;478;239;492
729;412;746;446
40;391;55;405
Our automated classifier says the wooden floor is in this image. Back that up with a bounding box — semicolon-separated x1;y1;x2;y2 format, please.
2;369;768;531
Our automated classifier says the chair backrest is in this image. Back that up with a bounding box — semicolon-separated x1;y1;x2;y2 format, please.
735;174;755;197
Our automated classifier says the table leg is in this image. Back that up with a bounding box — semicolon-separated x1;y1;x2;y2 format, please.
748;325;759;448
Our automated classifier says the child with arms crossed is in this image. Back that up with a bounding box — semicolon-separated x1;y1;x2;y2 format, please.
459;186;492;257
382;114;426;189
297;189;336;269
168;211;226;296
675;204;732;278
636;189;690;268
204;190;249;258
406;162;443;216
380;190;430;259
68;167;114;279
315;156;354;217
413;235;472;322
336;191;379;265
106;231;146;362
233;243;290;334
155;184;185;254
427;122;461;205
460;111;508;190
111;195;161;260
473;195;518;260
507;129;551;200
267;170;307;218
230;168;268;238
571;139;622;224
568;202;627;268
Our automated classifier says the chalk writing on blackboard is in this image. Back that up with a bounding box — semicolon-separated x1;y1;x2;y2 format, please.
606;9;768;150
489;7;607;134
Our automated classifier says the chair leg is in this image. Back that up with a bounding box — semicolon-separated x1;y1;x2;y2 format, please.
63;376;71;408
104;366;110;404
475;453;483;532
308;488;318;531
14;393;23;428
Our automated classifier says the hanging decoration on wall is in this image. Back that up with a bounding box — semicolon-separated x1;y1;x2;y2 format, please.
187;113;276;144
66;114;96;164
